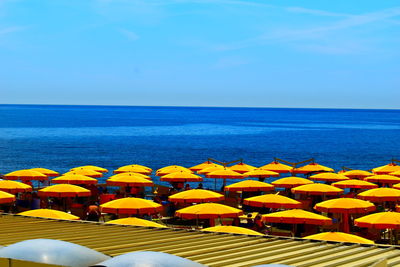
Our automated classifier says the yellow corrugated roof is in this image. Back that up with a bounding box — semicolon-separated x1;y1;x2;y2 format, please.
0;214;400;267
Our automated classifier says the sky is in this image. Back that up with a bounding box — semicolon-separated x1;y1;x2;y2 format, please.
1;0;400;109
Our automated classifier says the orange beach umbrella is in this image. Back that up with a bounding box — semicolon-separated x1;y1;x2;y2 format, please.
364;175;400;184
38;184;91;198
169;189;224;203
118;164;152;172
4;170;47;181
71;165;108;173
0;180;32;193
160;171;203;183
260;161;292;173
304;232;374;244
156;165;192;176
202;226;262;236
109;172;151;180
0;191;16;204
114;166;152;175
355;212;400;229
51;175;98;185
206;168;243;179
18;209;79;220
291;184;343;196
332;179;378;190
262;209;332;225
100;197;162;215
314;198;375;214
228;163;257;174
292;162;334;174
309;173;349;182
63;169;102;178
271;177;313;188
189;161;222;172
372;163;400;175
342;170;373;179
357;188;400;202
244;194;302;209
197;165;225;175
175;203;243;219
243;169;279;179
30;168;59;177
106;175;154;187
225;180;274;192
106;217;167;228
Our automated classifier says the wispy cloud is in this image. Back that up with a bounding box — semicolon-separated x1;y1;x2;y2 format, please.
286;7;351;18
117;28;140;41
0;26;26;36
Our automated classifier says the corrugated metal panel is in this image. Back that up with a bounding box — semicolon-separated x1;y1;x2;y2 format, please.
0;214;398;267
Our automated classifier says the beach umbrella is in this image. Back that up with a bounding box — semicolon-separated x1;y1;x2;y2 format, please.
118;164;152;172
243;194;302;209
202;226;263;236
0;191;16;204
156;166;192;176
169;189;224;203
51;174;98;185
314;198;376;233
309;173;349;182
17;209;79;220
364;175;400;185
292;162;334;175
160;171;203;183
342;170;373;179
262;209;332;225
303;232;374;244
357;188;400;202
106;217;167;228
259;161;293;174
228;163;257;174
71;165;108;173
109;172;151;180
206;168;243;179
63;169;102;178
4;170;47;181
38;184;91;198
197;165;225;175
0;180;32;193
242;169;280;181
355;212;400;229
332;179;378;190
372;163;400;175
30;168;59;177
106;175;153;187
175;203;243;219
100;197;162;215
291;184;343;196
114;166;152;175
189;161;221;172
390;170;400;178
224;180;274;192
271;177;314;188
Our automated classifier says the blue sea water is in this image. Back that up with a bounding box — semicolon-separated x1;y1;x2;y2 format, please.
0;104;399;188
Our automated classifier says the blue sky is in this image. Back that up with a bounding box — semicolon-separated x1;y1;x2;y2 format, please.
1;0;399;108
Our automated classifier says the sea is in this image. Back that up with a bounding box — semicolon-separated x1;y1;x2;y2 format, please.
1;104;399;189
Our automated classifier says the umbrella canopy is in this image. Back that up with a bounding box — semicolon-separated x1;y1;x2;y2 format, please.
292;162;334;174
106;175;154;187
169;189;224;203
175;203;243;219
38;184;91;198
259;161;293;173
160;171;203;183
355;212;400;229
0;180;32;193
372;163;400;175
4;170;47;181
202;226;263;236
262;209;332;225
271;177;314;188
390;170;400;177
332;179;378;190
63;169;102;178
30;168;59;177
106;217;167;228
309;173;349;182
243;169;280;179
18;209;79;220
197;165;225;175
0;190;16;204
156;166;192;176
100;197;162;215
51;175;98;185
303;232;374;244
71;165;108;173
342;170;373;179
314;198;375;214
206;168;243;179
291;184;343;196
243;194;302;209
114;166;152;175
228;163;257;174
357;188;400;202
109;172;151;180
225;180;274;192
118;164;152;172
189;161;221;172
364;175;400;184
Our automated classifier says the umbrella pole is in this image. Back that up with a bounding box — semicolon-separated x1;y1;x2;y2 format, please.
343;213;350;233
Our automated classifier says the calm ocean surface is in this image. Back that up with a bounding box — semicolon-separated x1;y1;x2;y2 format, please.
1;104;399;188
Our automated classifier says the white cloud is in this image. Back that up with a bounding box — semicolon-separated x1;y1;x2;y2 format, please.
118;28;140;41
0;25;26;36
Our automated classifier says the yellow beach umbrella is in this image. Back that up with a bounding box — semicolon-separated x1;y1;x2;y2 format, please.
71;165;108;173
332;179;378;190
0;191;16;204
342;170;373;179
197;165;225;175
100;197;162;215
4;170;47;181
114;166;152;175
243;169;280;179
0;180;32;193
373;163;400;175
156;165;192;176
364;175;400;184
244;194;302;209
228;163;257;174
202;226;263;236
292;162;334;174
262;209;332;225
206;168;243;179
63;169;102;178
304;232;374;244
309;173;349;182
106;217;167;228
160;171;203;183
175;203;243;219
355;212;400;229
106;175;153;187
291;184;343;196
271;177;313;188
38;184;91;198
109;172;151;180
18;209;79;220
357;188;400;202
30;168;59;177
169;189;224;203
118;164;152;172
189;161;221;172
314;198;376;214
260;161;293;173
51;175;98;185
225;180;274;192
